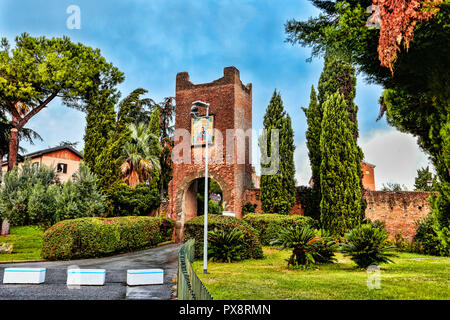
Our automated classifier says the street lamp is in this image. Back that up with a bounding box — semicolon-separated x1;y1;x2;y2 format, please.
190;100;210;274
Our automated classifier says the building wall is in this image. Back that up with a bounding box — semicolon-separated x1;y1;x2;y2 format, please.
361;162;375;191
1;149;81;184
243;188;431;241
41;155;81;183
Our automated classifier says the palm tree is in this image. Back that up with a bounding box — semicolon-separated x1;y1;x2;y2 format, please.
120;122;161;188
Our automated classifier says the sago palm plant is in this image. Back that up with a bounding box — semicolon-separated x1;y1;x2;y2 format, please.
120;122;161;188
310;229;338;264
208;228;245;263
271;225;324;268
340;223;398;269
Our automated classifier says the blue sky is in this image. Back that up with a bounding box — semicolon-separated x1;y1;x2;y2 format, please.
0;0;432;188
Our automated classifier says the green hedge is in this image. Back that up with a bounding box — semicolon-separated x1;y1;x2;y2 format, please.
243;214;316;245
184;215;263;260
42;216;174;260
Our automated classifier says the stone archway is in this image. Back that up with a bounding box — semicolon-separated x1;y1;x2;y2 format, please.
174;169;232;241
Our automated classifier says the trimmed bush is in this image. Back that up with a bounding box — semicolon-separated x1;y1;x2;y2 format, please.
243;214;316;245
42;216;174;260
184;215;263;260
106;182;161;217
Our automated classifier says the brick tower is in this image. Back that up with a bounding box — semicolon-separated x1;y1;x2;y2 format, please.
168;66;252;240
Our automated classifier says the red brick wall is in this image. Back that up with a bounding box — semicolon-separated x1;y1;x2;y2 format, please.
243;188;431;241
365;191;431;241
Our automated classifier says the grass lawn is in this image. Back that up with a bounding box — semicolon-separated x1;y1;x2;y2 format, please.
192;247;450;300
0;226;44;262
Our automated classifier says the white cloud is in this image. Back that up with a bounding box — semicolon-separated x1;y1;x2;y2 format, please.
294;141;311;186
359;128;433;190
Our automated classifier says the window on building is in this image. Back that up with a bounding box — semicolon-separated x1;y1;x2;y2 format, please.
32;162;39;169
57;163;68;174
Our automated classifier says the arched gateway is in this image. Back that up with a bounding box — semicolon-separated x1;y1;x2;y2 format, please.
167;66;253;241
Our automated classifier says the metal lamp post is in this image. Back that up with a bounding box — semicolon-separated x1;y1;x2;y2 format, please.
190;100;210;274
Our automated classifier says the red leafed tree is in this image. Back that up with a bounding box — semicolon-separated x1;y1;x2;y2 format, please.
372;0;442;73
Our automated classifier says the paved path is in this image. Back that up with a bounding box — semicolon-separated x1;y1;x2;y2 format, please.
0;243;182;300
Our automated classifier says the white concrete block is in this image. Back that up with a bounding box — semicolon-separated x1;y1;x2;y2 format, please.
3;268;46;284
67;269;106;286
127;269;164;286
222;211;235;217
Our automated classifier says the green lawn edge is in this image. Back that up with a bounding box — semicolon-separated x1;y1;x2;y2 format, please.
192;247;450;300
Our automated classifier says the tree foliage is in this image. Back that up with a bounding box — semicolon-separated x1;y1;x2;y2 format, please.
0;160;105;227
303;52;365;220
414;166;434;191
120;122;161;188
381;182;408;191
259;90;296;215
83;87;119;171
320;92;364;236
88;88;148;193
286;0;450;252
84;88;162;216
302;87;321;201
0;33;123;170
155;97;175;197
371;0;443;73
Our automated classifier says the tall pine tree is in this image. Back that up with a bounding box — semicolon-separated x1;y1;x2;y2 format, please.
259;90;296;215
320;91;363;236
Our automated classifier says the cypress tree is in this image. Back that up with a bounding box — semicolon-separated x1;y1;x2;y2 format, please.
320;91;363;236
317;52;367;217
302;86;321;220
259;90;296;215
280;113;296;209
148;107;161;195
83;87;118;171
318;52;358;138
148;107;160;137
